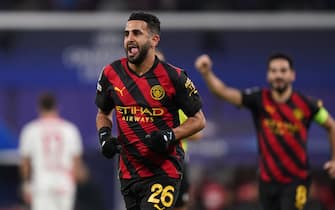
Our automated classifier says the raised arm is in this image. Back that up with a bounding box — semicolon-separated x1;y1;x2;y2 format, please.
195;54;242;106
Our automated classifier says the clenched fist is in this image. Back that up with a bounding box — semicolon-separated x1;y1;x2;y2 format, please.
194;54;213;75
324;160;335;179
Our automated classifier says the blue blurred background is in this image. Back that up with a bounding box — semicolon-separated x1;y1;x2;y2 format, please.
1;1;335;210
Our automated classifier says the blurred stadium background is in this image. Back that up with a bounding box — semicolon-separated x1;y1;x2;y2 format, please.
1;1;335;210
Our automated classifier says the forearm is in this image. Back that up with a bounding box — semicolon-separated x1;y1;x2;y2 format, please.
173;110;205;141
202;71;226;97
72;156;85;182
96;109;112;130
188;130;203;141
322;115;335;160
20;158;31;183
329;126;335;160
201;71;242;106
20;158;32;204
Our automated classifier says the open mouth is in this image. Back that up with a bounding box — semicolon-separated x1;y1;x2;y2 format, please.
127;44;139;57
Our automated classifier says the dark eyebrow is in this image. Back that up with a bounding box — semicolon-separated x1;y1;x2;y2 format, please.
125;28;144;33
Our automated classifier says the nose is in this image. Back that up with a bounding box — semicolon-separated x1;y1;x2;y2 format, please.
273;70;283;78
274;72;281;78
126;32;135;42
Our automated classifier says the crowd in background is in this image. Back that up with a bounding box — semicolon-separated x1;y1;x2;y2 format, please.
1;0;335;11
187;167;335;210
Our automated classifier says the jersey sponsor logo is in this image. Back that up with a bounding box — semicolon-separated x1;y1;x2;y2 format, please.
184;78;198;96
263;118;301;135
116;105;165;123
265;105;275;114
121;115;154;123
293;108;304;120
116;106;164;116
114;86;126;96
150;85;165;100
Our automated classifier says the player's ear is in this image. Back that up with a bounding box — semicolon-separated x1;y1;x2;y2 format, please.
151;34;160;48
266;69;271;83
291;68;296;82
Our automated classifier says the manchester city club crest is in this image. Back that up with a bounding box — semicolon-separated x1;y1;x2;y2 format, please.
150;85;165;100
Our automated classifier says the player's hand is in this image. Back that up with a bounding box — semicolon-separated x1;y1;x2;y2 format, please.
98;127;119;159
323;160;335;178
194;54;213;75
21;181;32;205
145;129;176;153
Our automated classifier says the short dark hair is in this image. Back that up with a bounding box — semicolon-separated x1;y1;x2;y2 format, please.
38;92;57;111
267;53;294;69
128;11;160;34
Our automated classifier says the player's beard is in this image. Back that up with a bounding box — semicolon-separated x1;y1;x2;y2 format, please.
126;42;150;65
270;79;290;94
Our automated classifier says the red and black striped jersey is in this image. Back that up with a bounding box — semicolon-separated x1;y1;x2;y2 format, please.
95;57;202;179
242;88;321;183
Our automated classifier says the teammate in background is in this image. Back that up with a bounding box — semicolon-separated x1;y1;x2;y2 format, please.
155;49;203;210
194;53;335;210
95;12;206;210
19;93;84;210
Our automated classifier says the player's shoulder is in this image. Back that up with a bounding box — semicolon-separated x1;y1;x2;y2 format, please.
101;58;125;73
60;118;80;131
293;90;323;107
20;119;41;136
22;119;40;131
160;60;184;76
293;90;313;98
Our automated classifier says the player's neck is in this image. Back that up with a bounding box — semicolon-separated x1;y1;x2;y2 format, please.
128;53;156;76
39;110;59;118
271;86;293;103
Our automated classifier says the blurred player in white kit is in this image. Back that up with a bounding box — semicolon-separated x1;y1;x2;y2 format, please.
19;92;84;210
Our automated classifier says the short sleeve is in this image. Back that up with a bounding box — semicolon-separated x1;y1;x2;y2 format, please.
18;126;33;157
95;67;115;113
305;96;322;118
241;87;262;111
174;71;202;117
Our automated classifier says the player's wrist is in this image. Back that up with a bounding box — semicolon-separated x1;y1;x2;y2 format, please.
98;127;111;145
101;139;118;159
200;69;213;78
145;128;176;153
160;128;176;144
98;127;120;159
21;181;31;193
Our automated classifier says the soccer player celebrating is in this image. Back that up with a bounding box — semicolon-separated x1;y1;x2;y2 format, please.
195;53;335;210
95;12;206;210
156;48;203;210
